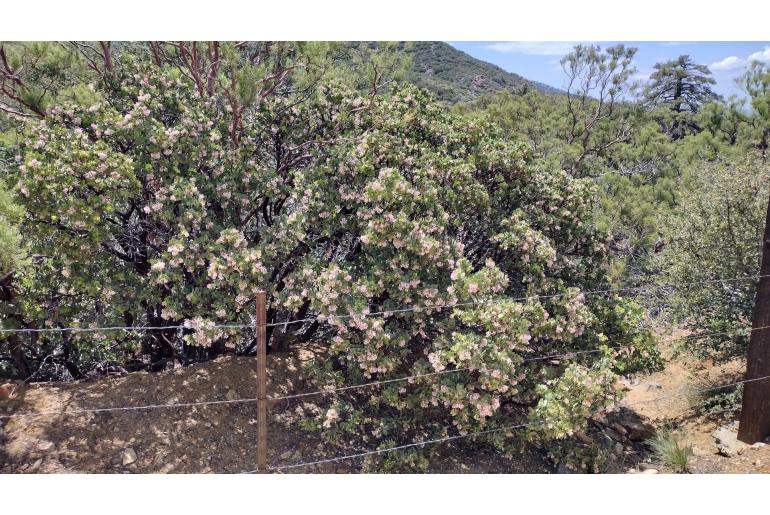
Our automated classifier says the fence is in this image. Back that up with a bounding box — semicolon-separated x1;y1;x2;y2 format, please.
1;273;769;473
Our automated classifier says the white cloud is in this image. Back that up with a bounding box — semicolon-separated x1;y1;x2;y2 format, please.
748;46;770;63
710;55;746;71
708;46;770;74
485;42;578;56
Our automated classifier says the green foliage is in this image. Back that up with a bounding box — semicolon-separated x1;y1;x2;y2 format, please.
452;47;770;296
648;426;693;473
453;71;679;275
528;356;619;442
542;438;612;473
598;297;663;373
741;62;770;155
0;43;661;473
689;374;743;419
340;42;413;96
655;156;770;361
362;443;431;473
6;39;767;472
0;42;97;117
0;180;23;272
644;55;721;140
406;41;561;103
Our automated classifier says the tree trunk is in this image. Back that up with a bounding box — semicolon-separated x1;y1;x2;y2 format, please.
738;186;770;443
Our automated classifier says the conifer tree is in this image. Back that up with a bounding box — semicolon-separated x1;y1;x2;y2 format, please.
644;55;720;139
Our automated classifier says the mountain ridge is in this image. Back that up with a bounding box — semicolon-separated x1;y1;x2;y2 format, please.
407;41;563;103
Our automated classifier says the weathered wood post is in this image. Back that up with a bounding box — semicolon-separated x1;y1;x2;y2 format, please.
256;290;268;472
738;187;770;444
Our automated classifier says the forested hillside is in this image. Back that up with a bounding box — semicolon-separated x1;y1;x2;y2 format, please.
407;41;563;102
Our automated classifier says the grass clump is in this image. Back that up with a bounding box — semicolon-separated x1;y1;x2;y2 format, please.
648;426;693;473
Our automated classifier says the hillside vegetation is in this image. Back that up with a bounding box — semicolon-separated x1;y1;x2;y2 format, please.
0;41;769;473
407;41;563;102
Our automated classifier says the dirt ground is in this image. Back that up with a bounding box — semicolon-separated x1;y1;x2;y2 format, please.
0;336;766;474
622;334;769;474
0;345;548;474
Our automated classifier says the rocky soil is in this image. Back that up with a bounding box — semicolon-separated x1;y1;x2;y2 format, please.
1;335;767;474
619;336;770;474
0;345;548;474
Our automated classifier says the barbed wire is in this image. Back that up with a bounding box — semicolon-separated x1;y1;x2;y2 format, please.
0;323;253;335
0;348;591;418
4;323;770;420
1;273;766;335
0;395;260;420
255;373;770;472
263;421;533;472
629;373;769;407
267;323;770;402
2;272;768;473
261;273;769;329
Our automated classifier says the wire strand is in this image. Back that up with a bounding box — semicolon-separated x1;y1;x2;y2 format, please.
1;273;766;335
5;324;769;419
262;273;770;329
258;373;770;472
0;323;253;334
0;396;259;420
263;422;532;472
267;323;770;401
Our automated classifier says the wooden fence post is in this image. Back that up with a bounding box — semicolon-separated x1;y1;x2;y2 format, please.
738;187;770;444
256;290;268;472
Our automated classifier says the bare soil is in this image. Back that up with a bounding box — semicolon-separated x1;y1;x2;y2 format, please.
0;345;548;474
622;334;770;474
1;335;766;474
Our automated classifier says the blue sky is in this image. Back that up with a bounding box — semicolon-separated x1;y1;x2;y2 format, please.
448;42;770;98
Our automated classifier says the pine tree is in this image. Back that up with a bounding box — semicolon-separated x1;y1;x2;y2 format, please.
644;55;721;139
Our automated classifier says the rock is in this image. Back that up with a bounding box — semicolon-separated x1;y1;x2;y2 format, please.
153;450;169;466
754;459;762;467
27;458;43;473
641;468;658;474
611;423;628;436
0;383;12;400
604;428;624;442
121;447;137;466
280;450;294;460
692;446;709;457
225;389;239;401
626;468;637;474
576;432;594;445
37;440;54;452
158;463;175;474
619;417;655;441
713;426;746;457
614;442;624;456
751;442;766;449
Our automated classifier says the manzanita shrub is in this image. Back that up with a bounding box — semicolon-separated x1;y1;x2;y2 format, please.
3;53;660;469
